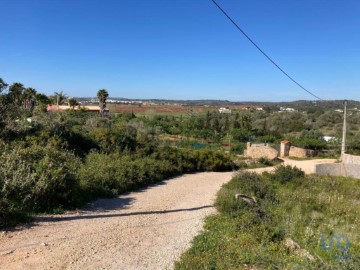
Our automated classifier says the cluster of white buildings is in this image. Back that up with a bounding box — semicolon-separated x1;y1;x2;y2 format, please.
84;99;144;105
279;107;296;112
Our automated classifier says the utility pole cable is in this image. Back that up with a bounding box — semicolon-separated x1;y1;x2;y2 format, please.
209;0;323;100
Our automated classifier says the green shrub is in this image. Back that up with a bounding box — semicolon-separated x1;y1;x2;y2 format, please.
89;127;136;153
0;151;35;228
258;157;272;166
287;130;327;150
0;199;31;228
78;147;235;201
216;172;277;216
230;143;244;154
270;165;305;183
231;128;253;142
0;146;82;214
152;146;236;173
78;152;176;198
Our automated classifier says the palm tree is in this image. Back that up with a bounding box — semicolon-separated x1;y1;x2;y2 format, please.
97;89;109;116
54;91;67;109
68;98;78;110
22;87;37;112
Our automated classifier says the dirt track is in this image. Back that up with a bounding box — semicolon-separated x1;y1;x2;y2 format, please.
0;159;335;270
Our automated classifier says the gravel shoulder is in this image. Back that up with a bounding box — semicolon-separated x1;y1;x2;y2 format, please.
0;159;335;270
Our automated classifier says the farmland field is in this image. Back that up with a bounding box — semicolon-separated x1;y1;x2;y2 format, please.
107;104;261;116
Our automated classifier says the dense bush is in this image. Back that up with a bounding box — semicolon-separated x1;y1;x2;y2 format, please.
151;146;235;173
231;128;252;142
78;152;175;198
230;143;244;154
79;147;236;199
258;157;273;166
0;146;82;217
287;130;327;150
270;165;305;183
89;127;136;153
0;154;34;228
216;171;277;216
0;199;32;229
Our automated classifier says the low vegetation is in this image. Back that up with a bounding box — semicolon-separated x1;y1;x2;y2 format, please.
0;123;236;229
0;78;238;229
175;166;360;269
233;157;282;169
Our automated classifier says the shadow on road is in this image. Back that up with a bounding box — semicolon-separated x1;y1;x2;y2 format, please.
36;205;214;223
84;196;135;212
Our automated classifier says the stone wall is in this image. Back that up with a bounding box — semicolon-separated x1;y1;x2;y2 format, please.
315;163;360;179
245;144;278;160
288;146;317;158
288;146;307;158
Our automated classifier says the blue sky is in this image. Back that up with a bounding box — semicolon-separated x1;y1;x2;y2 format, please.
1;0;360;101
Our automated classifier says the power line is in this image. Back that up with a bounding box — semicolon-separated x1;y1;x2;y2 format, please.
210;0;323;101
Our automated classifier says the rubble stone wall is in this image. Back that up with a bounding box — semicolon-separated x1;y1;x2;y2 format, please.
289;146;317;158
245;144;278;160
289;146;307;158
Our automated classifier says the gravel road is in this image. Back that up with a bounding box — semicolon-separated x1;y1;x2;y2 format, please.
0;159;335;270
0;172;236;270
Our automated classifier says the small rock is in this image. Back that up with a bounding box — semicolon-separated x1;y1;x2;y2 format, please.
284;238;300;250
297;249;315;261
243;264;259;270
284;238;314;261
40;242;48;247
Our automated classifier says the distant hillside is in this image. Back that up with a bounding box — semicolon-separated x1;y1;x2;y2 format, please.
263;100;360;111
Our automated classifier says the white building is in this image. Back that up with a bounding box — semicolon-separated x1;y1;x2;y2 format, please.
218;107;231;114
279;107;295;112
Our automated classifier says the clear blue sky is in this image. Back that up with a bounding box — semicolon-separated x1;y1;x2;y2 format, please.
1;0;360;101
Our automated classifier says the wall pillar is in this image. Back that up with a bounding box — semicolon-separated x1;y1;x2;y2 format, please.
280;140;291;158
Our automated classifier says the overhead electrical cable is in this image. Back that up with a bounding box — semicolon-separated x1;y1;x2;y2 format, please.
210;0;323;100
